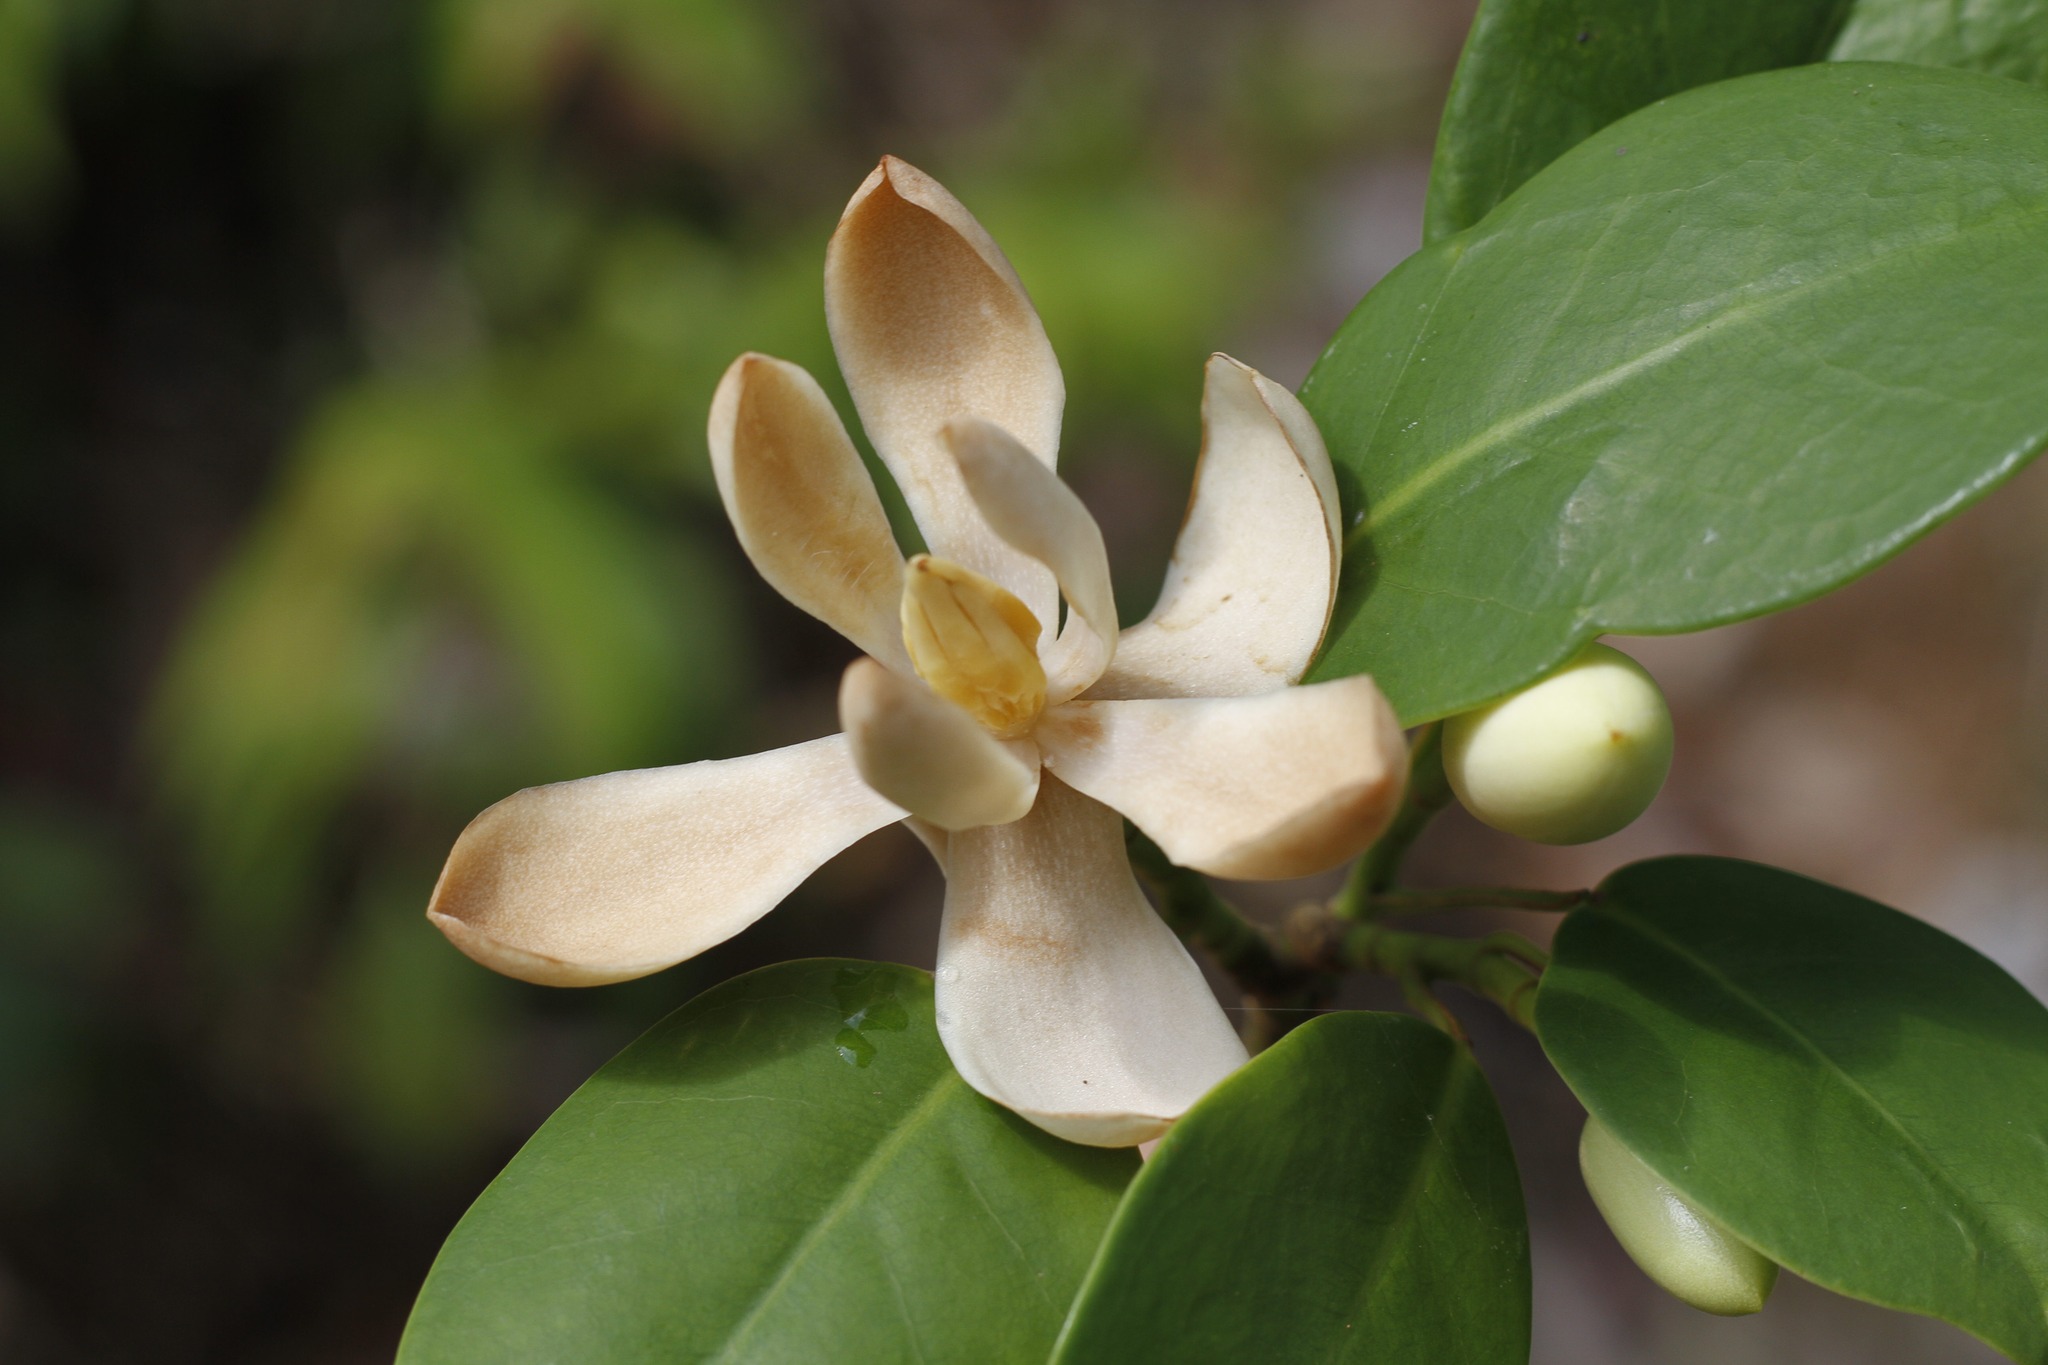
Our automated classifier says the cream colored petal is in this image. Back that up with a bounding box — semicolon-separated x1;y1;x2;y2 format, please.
1090;354;1340;700
427;735;903;986
839;658;1039;831
708;353;909;671
936;775;1249;1147
903;817;951;873
824;156;1060;623
944;417;1116;701
1037;676;1406;881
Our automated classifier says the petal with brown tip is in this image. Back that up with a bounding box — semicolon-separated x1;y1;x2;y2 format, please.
1037;677;1406;881
936;776;1248;1147
428;736;903;986
1091;355;1340;700
708;353;909;670
839;658;1040;831
825;156;1060;622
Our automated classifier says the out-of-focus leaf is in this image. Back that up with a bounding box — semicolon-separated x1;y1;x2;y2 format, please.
430;0;806;156
0;794;133;966
980;176;1270;443
399;960;1134;1364
1303;64;2048;723
0;0;67;216
1830;0;2048;87
0;796;133;1175
510;218;837;489
0;0;123;221
1052;1012;1528;1365
1538;857;2048;1363
314;865;512;1168
149;375;743;960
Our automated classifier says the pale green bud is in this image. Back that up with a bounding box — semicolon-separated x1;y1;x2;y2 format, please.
1442;642;1672;844
1579;1115;1777;1316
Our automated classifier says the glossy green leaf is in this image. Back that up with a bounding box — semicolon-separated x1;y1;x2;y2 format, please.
1303;64;2048;723
1423;0;1842;241
398;959;1135;1364
1831;0;2048;87
1052;1012;1528;1365
1424;0;2048;243
1537;857;2048;1363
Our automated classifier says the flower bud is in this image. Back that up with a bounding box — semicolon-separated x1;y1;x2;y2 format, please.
1579;1115;1777;1316
1442;642;1671;844
900;555;1046;737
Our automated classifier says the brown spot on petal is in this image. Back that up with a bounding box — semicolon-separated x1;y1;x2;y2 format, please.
1039;703;1105;752
952;914;1080;969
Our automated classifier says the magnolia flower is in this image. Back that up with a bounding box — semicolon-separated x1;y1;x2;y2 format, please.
426;157;1408;1146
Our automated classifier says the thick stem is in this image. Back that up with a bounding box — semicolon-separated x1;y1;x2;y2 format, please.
1322;921;1548;1031
1125;828;1330;1049
1129;825;1557;1042
1369;886;1591;917
1125;828;1297;996
1335;722;1454;919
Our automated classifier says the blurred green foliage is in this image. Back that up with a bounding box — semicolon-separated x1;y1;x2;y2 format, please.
3;0;1443;1233
130;0;1354;1173
0;796;136;1181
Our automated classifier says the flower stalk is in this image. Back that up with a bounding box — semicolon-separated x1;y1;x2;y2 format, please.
1126;829;1328;1049
1369;886;1590;916
1324;923;1548;1034
1134;829;1561;1042
1335;722;1455;919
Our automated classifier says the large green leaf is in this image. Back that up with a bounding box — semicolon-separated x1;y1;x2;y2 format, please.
1831;0;2048;87
1422;0;1842;241
1424;0;2048;242
1303;63;2048;723
1051;1012;1528;1364
398;959;1135;1364
1537;857;2048;1363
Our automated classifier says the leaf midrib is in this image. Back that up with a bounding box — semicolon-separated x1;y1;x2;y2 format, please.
1597;906;2046;1318
709;1069;965;1363
1348;193;2047;548
1328;1049;1475;1363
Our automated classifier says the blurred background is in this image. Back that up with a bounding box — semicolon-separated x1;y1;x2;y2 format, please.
1;0;2041;1360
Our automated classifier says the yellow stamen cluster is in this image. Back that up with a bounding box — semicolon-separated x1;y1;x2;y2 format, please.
900;555;1046;737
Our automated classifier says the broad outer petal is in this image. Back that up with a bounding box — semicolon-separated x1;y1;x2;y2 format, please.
944;417;1116;702
428;736;903;985
839;658;1040;831
708;353;909;671
1090;354;1340;700
936;775;1249;1146
824;156;1059;623
1037;677;1406;881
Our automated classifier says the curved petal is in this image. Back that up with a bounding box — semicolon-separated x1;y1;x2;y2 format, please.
944;417;1117;701
903;817;951;873
427;736;903;986
1089;355;1340;700
1037;677;1406;881
839;657;1039;831
936;775;1249;1146
708;353;909;671
824;156;1060;623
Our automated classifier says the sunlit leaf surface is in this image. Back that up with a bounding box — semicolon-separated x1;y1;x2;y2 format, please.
399;959;1134;1364
1305;64;2048;722
1423;0;1840;242
1425;0;2048;242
